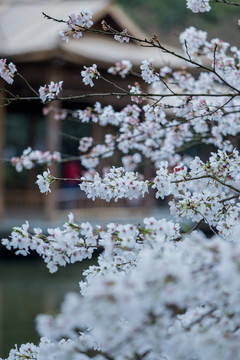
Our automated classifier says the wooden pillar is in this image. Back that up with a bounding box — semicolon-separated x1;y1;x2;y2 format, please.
44;61;64;222
0;86;6;218
45;99;61;221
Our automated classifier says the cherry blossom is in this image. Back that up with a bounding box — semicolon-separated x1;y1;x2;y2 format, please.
121;153;142;171
39;81;63;103
59;10;93;43
108;60;133;78
128;82;144;103
81;64;100;87
140;58;160;84
11;147;61;172
186;0;211;13
80;167;149;202
35;169;53;194
0;58;17;84
78;137;93;152
114;29;130;43
179;26;207;63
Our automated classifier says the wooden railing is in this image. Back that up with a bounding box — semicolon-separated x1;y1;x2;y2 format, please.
4;188;136;217
5;189;44;213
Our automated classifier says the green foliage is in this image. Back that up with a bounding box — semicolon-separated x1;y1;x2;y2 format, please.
117;0;239;45
118;0;186;32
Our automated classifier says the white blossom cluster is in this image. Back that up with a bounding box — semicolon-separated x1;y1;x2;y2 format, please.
59;10;93;42
80;167;149;201
114;29;130;43
108;60;133;78
35;168;53;194
1;213;98;273
1;213;179;273
44;74;240;172
179;26;240;92
78;137;93;152
11;147;61;172
140;58;161;85
81;64;100;87
80;141;114;169
179;26;208;63
77;102;122;126
186;0;211;13
153;149;240;237
128;82;144;103
39;81;63;103
121;153;142;171
0;58;17;84
67;28;240;171
34;149;240;238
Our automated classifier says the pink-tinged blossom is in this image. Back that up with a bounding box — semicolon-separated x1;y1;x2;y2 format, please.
39;81;63;103
78;137;93;152
140;58;160;84
42;106;68;120
67;11;93;29
128;82;144;103
114;29;130;43
0;58;17;84
59;10;93;43
81;64;100;87
11;147;61;172
108;60;133;78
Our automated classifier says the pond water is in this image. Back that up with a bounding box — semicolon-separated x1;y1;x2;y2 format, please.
0;256;96;358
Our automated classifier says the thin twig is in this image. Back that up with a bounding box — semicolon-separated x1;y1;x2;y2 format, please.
42;12;67;23
171;174;240;194
184;40;192;62
213;44;218;73
212;0;240;6
17;73;39;96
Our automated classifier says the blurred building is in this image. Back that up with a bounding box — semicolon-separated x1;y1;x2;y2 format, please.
0;0;184;226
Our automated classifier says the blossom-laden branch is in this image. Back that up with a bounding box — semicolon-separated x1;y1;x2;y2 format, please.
10;147;61;172
42;9;240;94
2;23;240;172
39;81;63;103
1;212;180;273
38;93;240;172
34;149;240;238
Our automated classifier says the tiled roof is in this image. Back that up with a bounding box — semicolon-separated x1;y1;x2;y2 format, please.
0;0;185;68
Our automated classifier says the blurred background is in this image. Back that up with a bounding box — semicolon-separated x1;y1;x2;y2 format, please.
118;0;240;46
0;0;239;357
